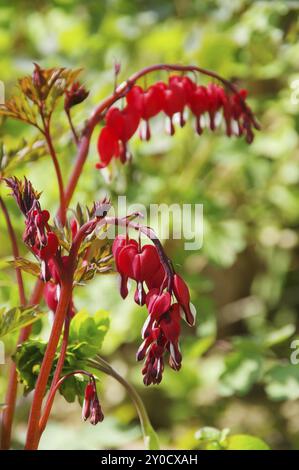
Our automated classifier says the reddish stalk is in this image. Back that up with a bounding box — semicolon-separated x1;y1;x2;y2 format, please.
25;280;73;450
38;315;70;435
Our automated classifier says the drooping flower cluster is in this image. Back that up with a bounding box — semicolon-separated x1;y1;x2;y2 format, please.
112;234;195;385
5;177;74;316
97;75;257;168
82;379;104;425
5;178;59;280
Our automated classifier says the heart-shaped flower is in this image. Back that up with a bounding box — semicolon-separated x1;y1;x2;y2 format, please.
112;235;138;299
117;244;162;283
96;126;120;169
188;85;209;134
173;273;196;326
106;106;140;142
163;81;186;118
146;288;171;318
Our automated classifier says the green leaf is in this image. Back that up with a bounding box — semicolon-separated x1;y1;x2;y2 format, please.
220;349;262;396
194;427;270;450
264;364;299;401
14;339;45;394
144;425;160;450
69;309;110;357
14;339;89;402
195;426;229;446
226;434;270;450
262;324;296;348
8;257;41;277
204;219;246;267
187;335;215;358
14;310;110;403
0;305;44;338
0;139;46;177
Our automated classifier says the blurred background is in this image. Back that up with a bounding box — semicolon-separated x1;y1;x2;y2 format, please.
1;0;299;450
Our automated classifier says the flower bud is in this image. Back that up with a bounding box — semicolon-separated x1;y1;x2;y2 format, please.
64;82;89;111
82;382;95;422
89;397;104;425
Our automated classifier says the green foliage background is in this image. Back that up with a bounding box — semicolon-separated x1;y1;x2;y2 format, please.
1;0;299;450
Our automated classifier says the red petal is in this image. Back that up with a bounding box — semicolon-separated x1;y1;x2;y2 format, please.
162;77;187;117
117;244;161;282
145;264;167;290
159;304;181;343
121;106;141;140
105;107;125;139
97;126;119;168
112;235;137;268
39;232;58;261
173;274;195;326
142;85;164;119
106;106;140;142
146;288;171;318
188;85;209;117
126;85;144;113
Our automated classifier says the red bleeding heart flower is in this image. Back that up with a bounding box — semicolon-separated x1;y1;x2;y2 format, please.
106;106;140;162
97;105;141;168
112;233;196;384
173;273;196;326
167;75;192;127
96;126;120;169
127;84;164;140
188;85;209;134
137;303;182;385
112;235;138;299
146;288;171;318
160;303;182;370
5;177;76;317
5;177;61;282
82;380;104;425
161;78;187;135
206;83;225;131
106;106;140;143
117;243;161;283
145;264;167;290
230;89;254;143
159;304;181;343
231;89;248;121
127;85;163;120
96;74;257;169
115;239;162;306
